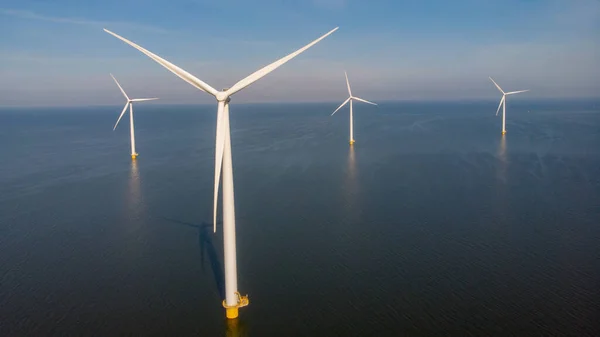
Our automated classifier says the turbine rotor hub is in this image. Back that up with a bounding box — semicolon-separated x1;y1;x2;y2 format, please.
215;91;230;102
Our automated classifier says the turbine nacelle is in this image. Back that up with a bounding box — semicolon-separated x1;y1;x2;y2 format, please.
110;74;158;130
489;77;528;116
218;89;233;102
331;72;377;116
216;92;229;102
489;77;528;98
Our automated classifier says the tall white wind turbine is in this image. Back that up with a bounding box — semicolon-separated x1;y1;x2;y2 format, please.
489;77;529;135
104;27;337;319
111;74;158;159
331;71;376;145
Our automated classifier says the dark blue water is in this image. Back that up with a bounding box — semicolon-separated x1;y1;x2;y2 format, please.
1;100;599;336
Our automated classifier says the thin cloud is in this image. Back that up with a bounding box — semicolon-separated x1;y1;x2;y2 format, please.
0;8;167;33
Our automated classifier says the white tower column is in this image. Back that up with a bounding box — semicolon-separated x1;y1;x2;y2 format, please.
221;100;248;319
349;99;355;145
129;104;137;158
502;98;506;135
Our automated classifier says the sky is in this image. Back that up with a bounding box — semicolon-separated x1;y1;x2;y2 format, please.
0;0;599;106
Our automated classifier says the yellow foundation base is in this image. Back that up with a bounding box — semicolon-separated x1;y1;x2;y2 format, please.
223;292;249;320
501;131;506;135
349;140;355;145
226;307;239;319
131;153;138;159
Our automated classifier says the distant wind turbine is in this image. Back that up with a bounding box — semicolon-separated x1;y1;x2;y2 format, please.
104;27;338;319
489;77;528;135
110;74;158;159
331;71;376;145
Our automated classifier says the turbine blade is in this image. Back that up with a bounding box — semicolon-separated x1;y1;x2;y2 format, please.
226;27;339;97
104;29;219;97
496;96;505;116
489;77;505;94
353;97;377;106
506;90;529;95
213;101;226;232
114;102;129;130
331;97;350;116
110;74;129;100
130;98;159;102
344;71;352;96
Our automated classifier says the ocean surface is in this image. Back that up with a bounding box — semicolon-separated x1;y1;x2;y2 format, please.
1;100;599;336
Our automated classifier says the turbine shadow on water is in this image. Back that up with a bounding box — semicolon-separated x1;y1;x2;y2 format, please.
160;217;225;299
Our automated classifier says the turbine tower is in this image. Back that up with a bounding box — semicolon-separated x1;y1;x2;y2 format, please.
105;27;337;319
331;71;376;145
110;74;158;159
489;77;529;136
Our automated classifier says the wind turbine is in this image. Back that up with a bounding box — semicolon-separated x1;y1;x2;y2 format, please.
104;27;337;319
110;74;158;159
331;71;376;145
489;77;528;135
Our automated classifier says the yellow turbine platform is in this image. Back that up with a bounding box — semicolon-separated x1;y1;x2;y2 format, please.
223;292;249;319
131;153;138;159
349;140;355;145
501;131;506;135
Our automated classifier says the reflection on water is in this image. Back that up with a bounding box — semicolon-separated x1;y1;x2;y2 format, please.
496;136;507;182
494;136;508;224
342;146;361;230
224;318;248;337
348;146;356;181
127;159;146;221
124;159;146;255
344;146;358;208
128;159;141;214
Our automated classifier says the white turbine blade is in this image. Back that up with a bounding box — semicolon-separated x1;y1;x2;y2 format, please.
110;74;129;100
506;90;529;95
104;29;219;97
130;98;159;102
496;96;505;116
331;97;350;116
489;77;505;94
226;27;339;97
213;102;226;232
353;97;377;106
344;71;352;96
113;102;129;130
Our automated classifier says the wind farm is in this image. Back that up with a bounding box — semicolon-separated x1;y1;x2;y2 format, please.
110;74;158;159
2;1;600;336
331;71;377;145
489;77;529;135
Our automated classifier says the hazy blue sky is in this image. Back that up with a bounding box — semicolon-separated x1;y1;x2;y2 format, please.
1;0;599;106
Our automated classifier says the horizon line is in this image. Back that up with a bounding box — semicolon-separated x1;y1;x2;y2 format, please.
1;97;600;109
